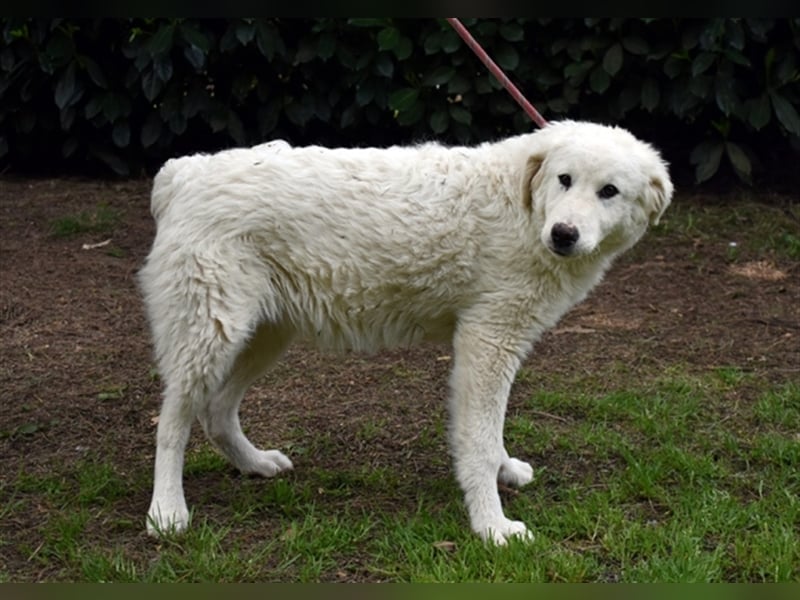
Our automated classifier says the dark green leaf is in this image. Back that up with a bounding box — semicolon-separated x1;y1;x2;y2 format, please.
45;32;75;68
141;112;162;148
256;22;277;60
219;25;239;52
429;109;449;134
235;22;255;45
295;38;317;64
102;92;130;123
690;140;724;183
689;75;712;100
723;49;750;68
388;87;419;111
499;22;524;42
82;56;107;88
61;137;78;158
725;141;751;180
257;103;280;135
476;21;497;36
775;53;797;85
396;100;424;126
423;66;455;87
179;23;211;52
663;56;685;79
339;104;357;129
489;95;515;115
142;69;162;102
474;75;493;94
285;99;313;127
84;94;104;119
602;43;623;76
589;66;610;94
725;20;745;50
60;106;76;130
447;74;470;94
692;51;716;76
227;110;245;143
336;44;357;70
745;18;774;42
356;80;376;107
770;91;800;136
747;94;771;130
183;45;205;70
449;104;472;125
618;85;640;114
168;113;187;135
424;31;442;55
715;75;739;116
641;77;660;111
17;110;36;133
318;33;336;60
153;56;172;83
54;61;76;109
441;30;461;53
208;107;228;133
92;146;129;176
565;60;593;85
1;47;14;72
375;53;394;78
493;42;519;71
393;37;413;61
377;27;400;51
112;121;130;147
347;18;390;27
147;23;174;58
622;35;649;55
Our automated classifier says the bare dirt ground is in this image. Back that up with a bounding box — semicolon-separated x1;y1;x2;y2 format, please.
0;177;797;580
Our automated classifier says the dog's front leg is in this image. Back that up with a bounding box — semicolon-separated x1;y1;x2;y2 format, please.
448;323;533;545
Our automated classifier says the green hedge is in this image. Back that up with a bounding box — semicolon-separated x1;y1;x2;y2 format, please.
1;18;798;184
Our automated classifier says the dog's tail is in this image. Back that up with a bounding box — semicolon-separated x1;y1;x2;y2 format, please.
150;156;204;223
150;159;182;223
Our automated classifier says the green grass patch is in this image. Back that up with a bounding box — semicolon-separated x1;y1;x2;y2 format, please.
650;197;800;262
50;203;121;238
3;366;798;581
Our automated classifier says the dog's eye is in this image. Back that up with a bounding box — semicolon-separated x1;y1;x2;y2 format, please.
558;174;571;189
598;184;619;199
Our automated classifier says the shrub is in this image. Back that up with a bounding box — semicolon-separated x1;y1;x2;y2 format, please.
1;18;798;184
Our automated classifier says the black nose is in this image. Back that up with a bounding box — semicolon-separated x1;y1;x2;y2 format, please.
550;222;580;254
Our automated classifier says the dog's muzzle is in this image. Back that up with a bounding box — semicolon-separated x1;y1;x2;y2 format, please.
549;222;580;256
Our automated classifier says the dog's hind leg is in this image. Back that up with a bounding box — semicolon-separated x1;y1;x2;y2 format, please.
498;448;534;488
197;321;294;477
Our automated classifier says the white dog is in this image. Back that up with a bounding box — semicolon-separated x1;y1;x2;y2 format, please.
139;120;672;545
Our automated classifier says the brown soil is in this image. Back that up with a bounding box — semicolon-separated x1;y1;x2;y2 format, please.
0;177;797;581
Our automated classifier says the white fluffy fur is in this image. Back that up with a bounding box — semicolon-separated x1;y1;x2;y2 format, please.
139;120;673;545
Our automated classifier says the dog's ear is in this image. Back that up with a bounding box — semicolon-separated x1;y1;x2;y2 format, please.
521;153;545;211
646;171;674;226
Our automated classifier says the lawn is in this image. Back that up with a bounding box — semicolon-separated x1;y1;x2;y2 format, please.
0;180;797;582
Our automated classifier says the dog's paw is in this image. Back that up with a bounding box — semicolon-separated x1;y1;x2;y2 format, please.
243;449;293;478
476;518;534;546
146;501;190;537
498;457;534;488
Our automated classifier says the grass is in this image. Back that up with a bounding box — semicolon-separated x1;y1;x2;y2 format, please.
49;203;121;238
2;366;797;582
651;196;800;262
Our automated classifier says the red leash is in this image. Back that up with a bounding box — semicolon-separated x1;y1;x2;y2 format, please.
446;18;548;129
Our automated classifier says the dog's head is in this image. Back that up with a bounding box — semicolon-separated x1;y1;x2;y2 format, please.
521;121;673;259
